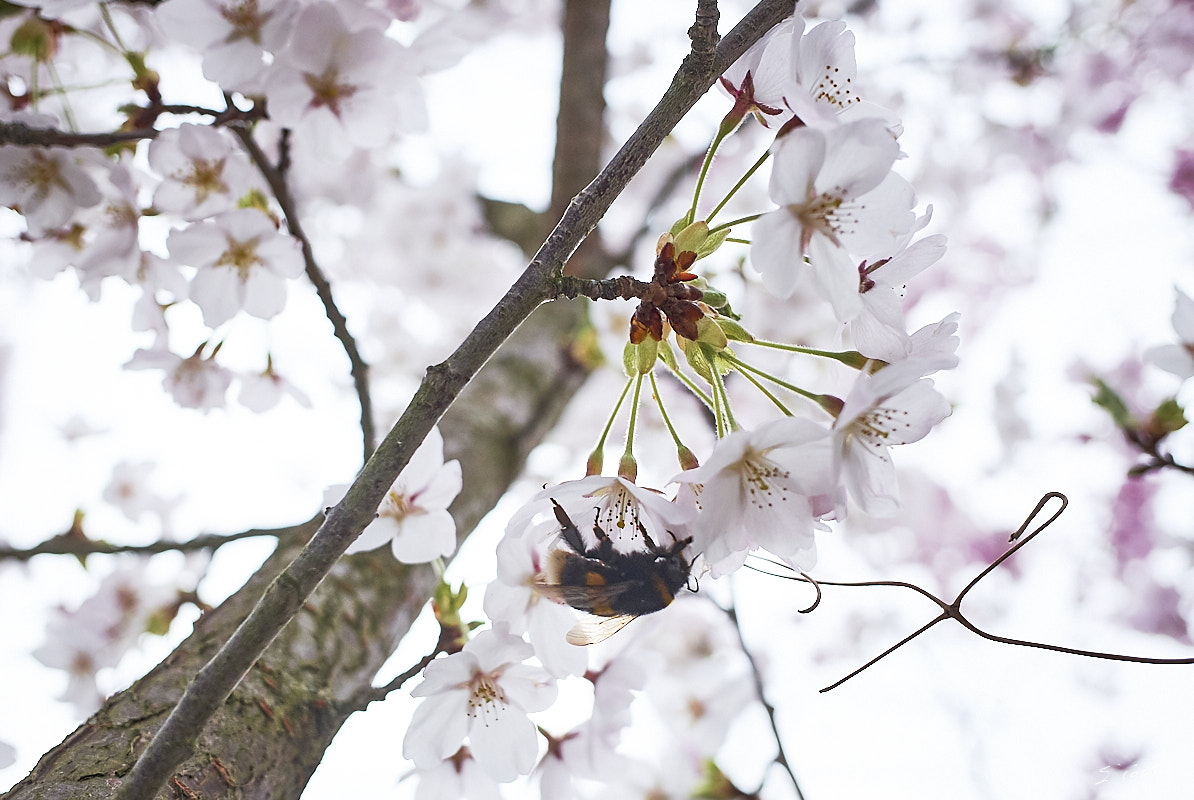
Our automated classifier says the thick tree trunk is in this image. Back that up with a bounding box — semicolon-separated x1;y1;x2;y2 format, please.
2;298;593;800
2;0;613;793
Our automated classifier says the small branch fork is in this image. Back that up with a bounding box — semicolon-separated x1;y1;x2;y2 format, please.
750;492;1194;693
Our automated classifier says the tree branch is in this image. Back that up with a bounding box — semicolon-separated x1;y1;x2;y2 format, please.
0;120;160;147
0;104;262;149
229;123;377;461
110;3;797;796
0;519;313;562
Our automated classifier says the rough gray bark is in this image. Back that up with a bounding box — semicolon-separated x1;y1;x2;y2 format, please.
3;299;590;800
1;2;795;797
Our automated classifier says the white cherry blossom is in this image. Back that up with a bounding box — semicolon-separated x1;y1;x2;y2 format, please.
155;0;298;92
505;474;692;556
848;231;948;361
751;118;913;318
484;522;588;678
149;123;255;220
265;2;426;154
721;14;895;130
0;122;101;236
832;359;952;516
403;626;556;782
125;343;233;411
237;358;311;412
167;207;303;328
1144;287;1194;379
330;425;461;563
411;748;501;800
671;416;835;575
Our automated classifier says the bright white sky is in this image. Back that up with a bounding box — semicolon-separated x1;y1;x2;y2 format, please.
2;0;1193;798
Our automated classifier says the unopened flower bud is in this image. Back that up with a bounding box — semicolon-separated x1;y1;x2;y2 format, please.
716;317;754;343
617;452;638;482
693;317;728;349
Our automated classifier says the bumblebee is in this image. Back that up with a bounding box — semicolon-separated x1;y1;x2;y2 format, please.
536;500;694;645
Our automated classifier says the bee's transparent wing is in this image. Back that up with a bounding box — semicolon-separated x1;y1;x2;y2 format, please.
565;614;636;645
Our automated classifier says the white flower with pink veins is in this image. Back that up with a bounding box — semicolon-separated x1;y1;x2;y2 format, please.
149;123;255;220
0;115;101;237
155;0;299;93
167;207;303;328
265;2;427;154
328;425;462;564
671;416;836;576
751;118;914;320
403;626;557;782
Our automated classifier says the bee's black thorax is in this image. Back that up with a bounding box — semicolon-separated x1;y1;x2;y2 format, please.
545;500;693;619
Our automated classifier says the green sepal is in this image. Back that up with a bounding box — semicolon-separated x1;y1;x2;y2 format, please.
673;221;708;255
669;213;694;238
695;225;729;260
1090;377;1134;430
11;15;53;60
1147;397;1188;440
683;338;714;383
698;286;728;309
621;341;636;377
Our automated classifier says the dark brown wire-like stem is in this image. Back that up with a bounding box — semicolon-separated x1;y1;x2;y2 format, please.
751;492;1194;693
228;123;377;461
723;587;808;800
112;4;799;797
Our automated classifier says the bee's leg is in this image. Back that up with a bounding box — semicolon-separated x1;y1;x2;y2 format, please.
551;500;587;555
589;514;620;560
637;517;665;554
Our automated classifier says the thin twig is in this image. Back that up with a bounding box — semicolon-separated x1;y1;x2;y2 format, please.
0;104;262;148
724;584;808;800
0;519;315;562
751;493;1194;692
345;650;440;711
0;120;160;147
113;5;797;797
228;123;377;462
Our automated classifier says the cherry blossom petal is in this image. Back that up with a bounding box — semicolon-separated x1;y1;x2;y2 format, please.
390;509;456;563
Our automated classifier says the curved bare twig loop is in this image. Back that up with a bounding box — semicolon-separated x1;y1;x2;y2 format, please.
747;492;1194;692
796;571;821;613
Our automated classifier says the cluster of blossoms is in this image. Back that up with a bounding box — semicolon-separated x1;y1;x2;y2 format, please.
389;12;962;790
32;558;204;715
0;0;474;413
